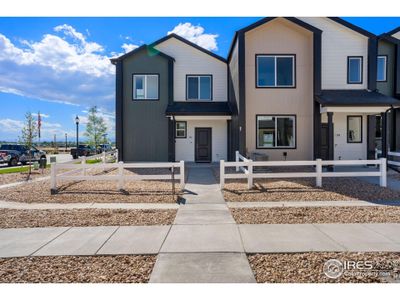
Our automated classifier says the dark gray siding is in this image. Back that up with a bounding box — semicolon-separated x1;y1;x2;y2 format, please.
377;40;396;97
121;49;170;162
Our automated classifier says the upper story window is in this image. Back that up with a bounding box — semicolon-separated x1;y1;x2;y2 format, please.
347;57;363;84
133;74;159;100
377;55;387;82
186;75;212;100
256;55;295;88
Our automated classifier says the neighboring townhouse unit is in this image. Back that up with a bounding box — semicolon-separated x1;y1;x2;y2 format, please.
111;34;231;162
228;17;400;162
377;28;400;152
112;17;400;163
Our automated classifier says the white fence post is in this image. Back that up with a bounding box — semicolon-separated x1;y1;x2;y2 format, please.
235;151;239;172
316;159;322;187
220;160;225;189
247;160;253;189
380;157;387;187
115;149;119;162
118;161;124;190
180;160;185;190
50;162;57;193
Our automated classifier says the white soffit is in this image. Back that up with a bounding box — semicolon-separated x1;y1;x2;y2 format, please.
320;106;392;114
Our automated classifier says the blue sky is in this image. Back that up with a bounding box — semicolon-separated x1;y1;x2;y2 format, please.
0;17;399;142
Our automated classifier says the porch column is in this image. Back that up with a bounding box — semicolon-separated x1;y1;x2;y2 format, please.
381;112;387;158
367;115;376;160
327;112;334;161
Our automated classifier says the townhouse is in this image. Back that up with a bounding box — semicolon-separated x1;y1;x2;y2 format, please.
111;17;400;163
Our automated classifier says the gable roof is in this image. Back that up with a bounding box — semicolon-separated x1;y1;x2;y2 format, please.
227;17;322;62
384;26;400;36
378;33;400;44
327;17;376;39
110;44;175;65
150;33;227;63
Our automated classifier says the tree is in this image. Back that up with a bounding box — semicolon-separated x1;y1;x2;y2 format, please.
84;106;108;149
21;112;38;179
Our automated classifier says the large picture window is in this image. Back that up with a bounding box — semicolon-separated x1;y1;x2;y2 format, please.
133;74;159;100
256;55;295;88
377;55;387;82
347;56;363;84
347;116;362;143
186;75;212;100
256;115;296;148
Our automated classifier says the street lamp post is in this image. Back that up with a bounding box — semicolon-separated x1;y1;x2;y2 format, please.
65;133;68;151
75;116;80;150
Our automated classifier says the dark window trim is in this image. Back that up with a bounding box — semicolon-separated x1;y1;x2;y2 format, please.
347;115;363;143
132;73;160;101
255;114;297;149
255;54;297;89
347;56;363;84
185;74;213;101
175;121;187;138
377;55;388;82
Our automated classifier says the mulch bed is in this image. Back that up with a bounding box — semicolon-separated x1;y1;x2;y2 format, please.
231;206;400;224
0;169;50;186
223;177;400;202
0;208;177;228
248;252;400;283
0;255;156;283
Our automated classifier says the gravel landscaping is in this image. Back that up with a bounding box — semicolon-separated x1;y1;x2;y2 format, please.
0;178;182;203
223;178;400;202
0;255;156;283
0;169;50;186
0;208;177;228
248;252;400;283
231;206;400;224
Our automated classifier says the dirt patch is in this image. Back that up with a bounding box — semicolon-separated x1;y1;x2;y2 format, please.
248;252;400;283
0;208;177;228
0;169;50;186
223;178;400;202
231;206;400;224
0;168;182;203
0;255;156;283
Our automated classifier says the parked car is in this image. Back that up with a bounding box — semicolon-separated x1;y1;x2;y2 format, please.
0;144;46;166
97;144;112;153
70;145;97;159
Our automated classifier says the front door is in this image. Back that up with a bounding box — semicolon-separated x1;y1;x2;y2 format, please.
195;128;212;162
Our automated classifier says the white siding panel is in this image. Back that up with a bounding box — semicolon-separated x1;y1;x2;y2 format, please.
229;38;240;109
392;32;400;40
298;17;369;90
154;38;227;102
175;120;227;162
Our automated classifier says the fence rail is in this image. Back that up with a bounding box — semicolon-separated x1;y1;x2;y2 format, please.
220;151;387;189
376;149;400;167
50;158;185;193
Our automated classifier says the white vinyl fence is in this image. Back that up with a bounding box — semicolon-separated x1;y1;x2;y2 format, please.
50;159;185;193
376;149;400;168
220;151;387;189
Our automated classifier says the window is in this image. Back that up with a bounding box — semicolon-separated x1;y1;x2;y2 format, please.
257;115;295;148
347;116;362;143
377;55;387;82
347;57;363;84
133;74;159;100
186;75;212;100
256;55;295;87
175;121;187;138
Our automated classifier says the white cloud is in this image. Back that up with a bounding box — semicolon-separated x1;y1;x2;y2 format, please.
0;25;115;109
40;113;50;118
121;43;139;53
167;22;218;51
0;118;24;133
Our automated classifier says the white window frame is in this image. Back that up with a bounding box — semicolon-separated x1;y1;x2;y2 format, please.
256;115;296;149
347;57;363;84
186;75;212;101
175;121;187;138
133;74;159;100
256;55;295;88
377;55;387;82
